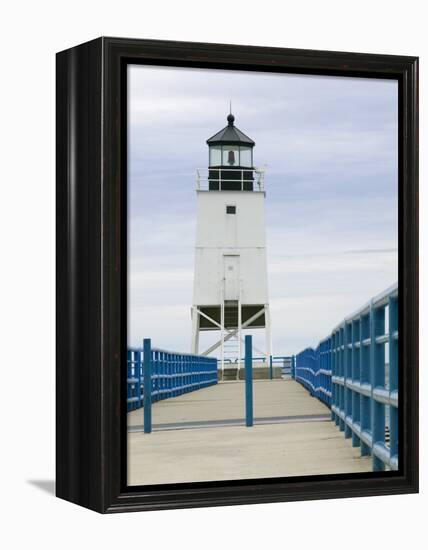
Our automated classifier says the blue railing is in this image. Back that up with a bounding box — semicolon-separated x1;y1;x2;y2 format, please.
294;284;398;471
127;343;218;413
294;341;332;406
218;356;293;376
254;355;293;376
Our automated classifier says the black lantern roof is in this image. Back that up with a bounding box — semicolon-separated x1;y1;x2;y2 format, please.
206;114;255;147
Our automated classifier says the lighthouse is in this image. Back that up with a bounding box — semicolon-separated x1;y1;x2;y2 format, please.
191;113;271;376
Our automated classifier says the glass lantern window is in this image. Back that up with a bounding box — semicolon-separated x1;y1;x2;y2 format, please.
239;146;253;167
209;146;222;166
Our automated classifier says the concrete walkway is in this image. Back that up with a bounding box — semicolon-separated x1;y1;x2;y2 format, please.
128;421;371;485
127;379;329;428
127;379;372;486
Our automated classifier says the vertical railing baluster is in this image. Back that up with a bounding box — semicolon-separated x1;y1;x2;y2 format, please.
136;350;142;409
166;351;170;398
339;329;342;426
360;313;371;456
370;302;386;470
173;352;177;396
127;350;132;412
329;337;332;407
331;331;336;423
143;338;152;434
389;296;398;464
344;323;351;438
351;320;360;447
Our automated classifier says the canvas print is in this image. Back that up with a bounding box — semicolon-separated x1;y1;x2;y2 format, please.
126;65;398;486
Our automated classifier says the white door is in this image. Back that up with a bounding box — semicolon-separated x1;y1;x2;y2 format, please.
223;255;240;300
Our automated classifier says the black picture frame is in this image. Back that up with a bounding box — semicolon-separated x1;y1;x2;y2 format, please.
56;37;419;513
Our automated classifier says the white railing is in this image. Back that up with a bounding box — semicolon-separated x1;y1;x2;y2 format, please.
196;168;265;191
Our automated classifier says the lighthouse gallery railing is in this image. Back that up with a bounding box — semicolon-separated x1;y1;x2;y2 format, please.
293;284;398;471
196;168;265;191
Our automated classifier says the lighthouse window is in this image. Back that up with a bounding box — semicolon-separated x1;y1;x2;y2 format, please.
239;146;252;167
209;146;222;166
222;146;239;166
226;205;236;214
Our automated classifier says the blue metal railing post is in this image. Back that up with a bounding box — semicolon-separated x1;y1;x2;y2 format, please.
370;302;385;470
127;350;133;412
360;313;371;456
136;349;142;409
389;296;399;464
269;354;273;380
344;322;351;439
245;335;253;427
338;326;344;431
143;338;152;434
351;320;360;447
331;332;337;422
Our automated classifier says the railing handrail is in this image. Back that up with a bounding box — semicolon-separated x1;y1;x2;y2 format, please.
195;167;265;191
128;345;217;359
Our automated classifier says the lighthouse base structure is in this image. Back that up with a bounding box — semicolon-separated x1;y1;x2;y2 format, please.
191;303;272;380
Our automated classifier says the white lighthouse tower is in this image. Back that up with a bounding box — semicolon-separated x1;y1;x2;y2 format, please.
191;112;271;376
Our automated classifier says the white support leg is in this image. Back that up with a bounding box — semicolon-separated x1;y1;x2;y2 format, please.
220;296;225;381
237;282;242;380
191;306;200;355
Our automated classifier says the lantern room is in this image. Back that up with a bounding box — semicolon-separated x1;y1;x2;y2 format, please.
206;113;256;191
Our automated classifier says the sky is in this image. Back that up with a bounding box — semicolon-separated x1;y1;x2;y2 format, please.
128;65;398;356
